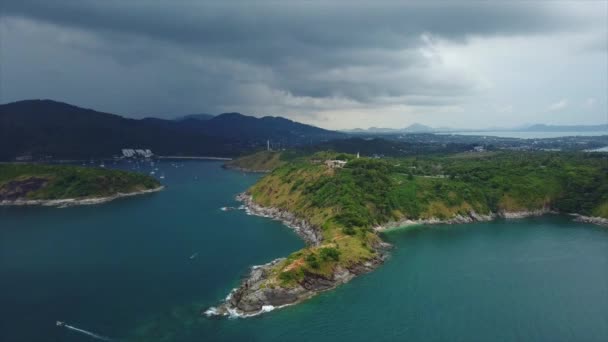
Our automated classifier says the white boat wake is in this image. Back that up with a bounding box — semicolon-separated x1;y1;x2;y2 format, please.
58;321;114;341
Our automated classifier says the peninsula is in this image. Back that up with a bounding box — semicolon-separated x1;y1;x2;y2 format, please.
0;164;162;207
207;151;608;317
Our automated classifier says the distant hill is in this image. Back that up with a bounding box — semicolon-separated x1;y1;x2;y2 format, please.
198;112;344;145
0;100;344;161
344;123;435;134
174;113;215;121
403;123;434;132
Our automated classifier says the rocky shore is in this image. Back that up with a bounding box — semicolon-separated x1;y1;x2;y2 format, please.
205;192;389;318
373;207;554;232
571;214;608;227
236;193;323;245
205;252;386;318
207;199;603;318
0;186;164;208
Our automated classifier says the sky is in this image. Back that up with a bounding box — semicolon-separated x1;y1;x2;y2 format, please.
1;1;607;130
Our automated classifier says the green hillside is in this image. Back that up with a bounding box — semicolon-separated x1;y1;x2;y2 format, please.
246;151;608;286
0;164;161;201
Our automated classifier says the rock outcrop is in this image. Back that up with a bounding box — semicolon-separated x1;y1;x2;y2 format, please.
237;193;323;246
205;193;388;317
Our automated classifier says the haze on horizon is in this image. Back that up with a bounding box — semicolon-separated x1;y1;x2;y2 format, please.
1;0;606;130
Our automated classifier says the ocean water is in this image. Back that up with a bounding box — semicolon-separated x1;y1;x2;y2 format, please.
438;131;607;139
1;161;607;342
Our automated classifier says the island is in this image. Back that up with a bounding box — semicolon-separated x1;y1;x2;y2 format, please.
207;151;608;317
0;163;163;207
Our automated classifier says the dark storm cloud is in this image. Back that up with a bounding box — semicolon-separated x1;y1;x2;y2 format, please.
0;0;600;120
3;1;577;64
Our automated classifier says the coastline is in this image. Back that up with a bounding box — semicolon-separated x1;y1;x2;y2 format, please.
373;208;555;232
571;214;608;226
207;198;607;318
236;193;323;245
0;186;164;208
158;156;232;161
222;165;271;173
205;192;388;318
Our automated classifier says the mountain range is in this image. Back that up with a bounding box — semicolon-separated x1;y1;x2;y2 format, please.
0;100;344;160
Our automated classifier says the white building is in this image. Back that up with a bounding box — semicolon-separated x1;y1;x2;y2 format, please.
122;148;153;158
325;160;347;169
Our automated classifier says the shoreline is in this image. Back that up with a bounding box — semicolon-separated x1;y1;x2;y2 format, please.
205;192;387;318
372;208;555;232
0;186;164;208
207;200;607;318
236;193;323;245
158;156;232;161
571;214;608;226
222;165;271;173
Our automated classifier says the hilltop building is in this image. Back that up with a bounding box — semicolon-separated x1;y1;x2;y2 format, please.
325;160;347;169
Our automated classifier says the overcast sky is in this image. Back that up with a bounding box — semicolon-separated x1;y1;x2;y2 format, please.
1;1;607;129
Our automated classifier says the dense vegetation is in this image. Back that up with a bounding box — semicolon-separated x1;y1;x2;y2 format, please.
0;164;160;201
247;151;608;286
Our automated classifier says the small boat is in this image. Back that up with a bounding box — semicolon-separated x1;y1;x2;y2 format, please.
160;174;165;179
56;321;65;327
99;163;105;168
190;253;199;260
150;171;155;175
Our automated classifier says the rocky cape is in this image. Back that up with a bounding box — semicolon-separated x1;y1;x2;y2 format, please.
206;200;605;318
0;186;164;208
205;192;389;318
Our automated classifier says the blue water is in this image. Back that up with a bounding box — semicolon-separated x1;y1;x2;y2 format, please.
438;131;607;139
1;161;607;341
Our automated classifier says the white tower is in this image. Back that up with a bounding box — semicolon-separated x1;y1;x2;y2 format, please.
267;139;270;151
357;152;360;159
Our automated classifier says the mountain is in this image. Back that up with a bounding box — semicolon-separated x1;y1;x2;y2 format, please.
0;100;344;160
174;113;215;121
198;112;344;144
343;123;436;134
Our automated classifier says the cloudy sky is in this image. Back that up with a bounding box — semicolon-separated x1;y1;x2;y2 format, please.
1;1;606;129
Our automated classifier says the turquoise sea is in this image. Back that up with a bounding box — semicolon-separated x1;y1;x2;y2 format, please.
1;161;607;342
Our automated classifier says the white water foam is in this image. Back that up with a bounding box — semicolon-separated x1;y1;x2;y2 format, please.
63;324;114;341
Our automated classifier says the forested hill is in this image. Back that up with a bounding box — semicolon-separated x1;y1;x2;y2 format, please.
243;151;607;288
252;152;608;227
0;100;344;160
0;163;160;202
